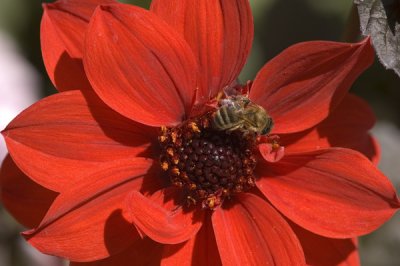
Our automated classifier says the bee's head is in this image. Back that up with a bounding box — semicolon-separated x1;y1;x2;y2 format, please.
260;117;274;135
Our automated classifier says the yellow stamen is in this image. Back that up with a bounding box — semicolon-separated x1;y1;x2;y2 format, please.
215;91;224;101
171;132;178;143
171;167;180;176
206;196;216;209
158;135;167;143
160;161;169;171
189;122;200;133
181;172;189;180
172;180;183;188
272;142;280;150
186;196;196;206
166;147;174;156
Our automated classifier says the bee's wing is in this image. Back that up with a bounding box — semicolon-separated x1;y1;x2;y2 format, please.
237;112;259;127
223;82;241;97
220;98;235;107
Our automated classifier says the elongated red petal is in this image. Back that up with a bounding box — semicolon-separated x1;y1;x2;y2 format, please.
250;38;374;134
41;0;115;91
212;193;305;265
256;148;400;238
151;0;253;103
161;215;221;266
70;238;163;266
280;94;379;163
23;158;161;262
84;3;198;126
2;90;156;191
290;222;360;266
0;155;57;228
126;189;204;245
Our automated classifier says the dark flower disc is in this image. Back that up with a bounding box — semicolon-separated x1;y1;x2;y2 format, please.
159;114;257;209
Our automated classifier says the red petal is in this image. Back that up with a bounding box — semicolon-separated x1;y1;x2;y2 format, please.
256;148;400;238
2;90;156;191
250;38;374;134
23;158;161;262
126;189;204;245
291;222;360;266
212;193;305;265
70;238;163;266
280;93;380;163
41;0;115;91
0;155;57;228
161;215;221;266
151;0;253;103
84;3;198;127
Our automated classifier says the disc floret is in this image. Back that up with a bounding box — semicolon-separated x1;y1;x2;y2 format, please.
159;114;258;209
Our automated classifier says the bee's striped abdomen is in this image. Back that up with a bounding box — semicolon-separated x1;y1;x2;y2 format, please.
212;105;240;130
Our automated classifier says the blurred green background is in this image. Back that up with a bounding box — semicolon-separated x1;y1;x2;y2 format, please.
0;0;399;265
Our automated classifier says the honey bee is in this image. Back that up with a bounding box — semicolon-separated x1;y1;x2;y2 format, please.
211;95;273;135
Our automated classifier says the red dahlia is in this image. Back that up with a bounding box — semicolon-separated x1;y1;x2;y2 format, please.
1;0;399;265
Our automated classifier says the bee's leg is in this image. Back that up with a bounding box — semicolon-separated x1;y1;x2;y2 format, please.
241;97;251;107
226;124;242;133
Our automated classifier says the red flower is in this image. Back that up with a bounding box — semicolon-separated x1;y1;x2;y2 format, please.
1;0;399;265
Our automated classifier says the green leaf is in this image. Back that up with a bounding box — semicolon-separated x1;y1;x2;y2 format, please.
355;0;400;77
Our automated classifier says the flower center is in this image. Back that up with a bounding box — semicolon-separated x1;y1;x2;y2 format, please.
159;114;257;209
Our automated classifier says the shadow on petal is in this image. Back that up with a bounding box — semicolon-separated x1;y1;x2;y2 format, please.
53;52;92;92
103;209;142;257
0;155;58;228
256;148;399;238
212;193;305;265
22;157;162;262
279;94;379;163
80;89;160;159
71;237;163;266
251;38;374;134
162;213;221;266
256;150;314;178
126;188;204;245
290;221;360;266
